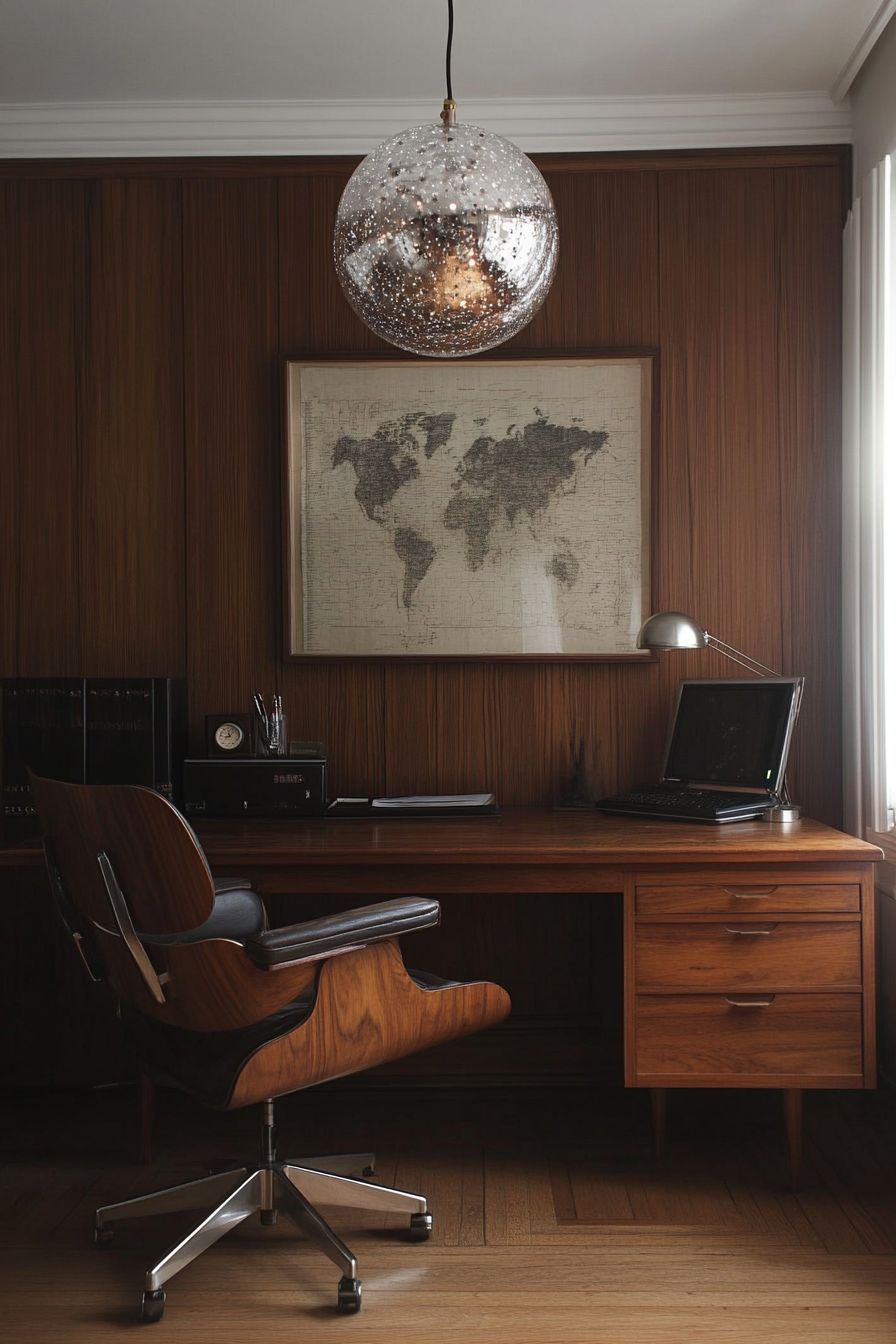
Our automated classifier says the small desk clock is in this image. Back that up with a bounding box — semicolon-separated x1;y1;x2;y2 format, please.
206;713;254;757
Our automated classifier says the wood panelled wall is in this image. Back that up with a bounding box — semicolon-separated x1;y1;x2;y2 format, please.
0;147;849;825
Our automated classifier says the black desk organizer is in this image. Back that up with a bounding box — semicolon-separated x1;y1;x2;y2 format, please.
183;758;327;818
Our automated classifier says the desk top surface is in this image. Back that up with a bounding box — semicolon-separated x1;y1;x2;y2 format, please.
0;809;882;868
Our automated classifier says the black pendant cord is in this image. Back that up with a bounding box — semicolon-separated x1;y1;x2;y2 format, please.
446;0;454;102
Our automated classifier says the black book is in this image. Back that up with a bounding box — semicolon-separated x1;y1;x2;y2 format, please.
2;679;85;840
85;679;186;804
2;677;186;840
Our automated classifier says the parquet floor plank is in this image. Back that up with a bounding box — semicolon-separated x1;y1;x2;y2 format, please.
394;1149;485;1247
4;1085;896;1340
483;1151;559;1244
6;1250;896;1344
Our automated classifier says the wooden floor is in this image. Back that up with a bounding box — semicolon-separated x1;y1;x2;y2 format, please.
3;1083;896;1342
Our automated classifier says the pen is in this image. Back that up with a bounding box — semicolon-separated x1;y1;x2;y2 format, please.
271;693;284;756
253;693;268;742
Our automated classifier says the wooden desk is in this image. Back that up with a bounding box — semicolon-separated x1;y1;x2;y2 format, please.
1;808;882;1179
173;811;879;1072
193;808;882;1185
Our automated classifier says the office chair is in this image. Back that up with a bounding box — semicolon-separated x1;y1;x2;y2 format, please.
30;774;511;1322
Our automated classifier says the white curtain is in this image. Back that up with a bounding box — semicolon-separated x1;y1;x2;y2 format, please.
843;154;895;838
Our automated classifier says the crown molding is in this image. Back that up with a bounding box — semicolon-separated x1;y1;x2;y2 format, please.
831;0;896;103
0;93;851;159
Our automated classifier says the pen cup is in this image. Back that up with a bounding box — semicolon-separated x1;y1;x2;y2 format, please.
255;709;287;756
255;711;271;757
269;714;287;757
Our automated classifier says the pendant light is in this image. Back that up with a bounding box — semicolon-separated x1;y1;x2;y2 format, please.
333;0;559;358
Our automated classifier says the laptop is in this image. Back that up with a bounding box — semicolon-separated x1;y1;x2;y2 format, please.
596;677;804;823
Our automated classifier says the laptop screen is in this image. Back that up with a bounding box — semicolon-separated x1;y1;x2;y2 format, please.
663;678;803;793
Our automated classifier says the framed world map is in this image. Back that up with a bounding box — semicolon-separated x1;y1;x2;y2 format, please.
284;353;653;660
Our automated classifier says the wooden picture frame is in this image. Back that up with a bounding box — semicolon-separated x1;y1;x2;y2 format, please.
283;350;654;662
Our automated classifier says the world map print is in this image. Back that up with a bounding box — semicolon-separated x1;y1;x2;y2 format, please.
289;361;649;656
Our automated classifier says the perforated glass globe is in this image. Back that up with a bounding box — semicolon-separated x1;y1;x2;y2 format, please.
334;121;558;357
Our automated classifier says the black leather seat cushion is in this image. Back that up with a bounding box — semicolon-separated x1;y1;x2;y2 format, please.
139;885;266;947
122;990;317;1108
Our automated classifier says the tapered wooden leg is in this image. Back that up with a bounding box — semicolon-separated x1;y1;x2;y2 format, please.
782;1087;802;1191
138;1072;156;1166
650;1087;666;1159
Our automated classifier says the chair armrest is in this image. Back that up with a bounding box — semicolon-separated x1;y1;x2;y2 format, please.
245;896;440;969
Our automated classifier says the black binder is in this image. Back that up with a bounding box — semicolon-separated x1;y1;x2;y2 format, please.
2;677;186;840
86;679;186;801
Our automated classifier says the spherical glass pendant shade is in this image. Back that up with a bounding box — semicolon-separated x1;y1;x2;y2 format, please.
334;121;559;358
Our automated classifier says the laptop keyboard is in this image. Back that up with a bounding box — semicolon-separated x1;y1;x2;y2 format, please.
597;785;773;820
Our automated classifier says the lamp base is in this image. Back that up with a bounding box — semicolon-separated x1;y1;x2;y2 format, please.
762;803;801;824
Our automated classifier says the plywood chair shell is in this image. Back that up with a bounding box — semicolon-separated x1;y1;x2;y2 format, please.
92;785;217;934
87;928;320;1031
226;938;512;1110
160;940;319;1031
30;775;217;935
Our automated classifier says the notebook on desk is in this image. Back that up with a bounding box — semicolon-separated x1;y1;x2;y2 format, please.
596;677;803;823
327;793;500;819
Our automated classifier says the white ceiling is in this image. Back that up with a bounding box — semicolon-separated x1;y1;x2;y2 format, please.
0;0;891;156
0;0;885;101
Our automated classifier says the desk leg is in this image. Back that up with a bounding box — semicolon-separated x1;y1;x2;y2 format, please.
782;1088;803;1191
650;1087;666;1159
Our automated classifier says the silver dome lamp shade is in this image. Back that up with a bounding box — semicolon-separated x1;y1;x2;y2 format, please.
637;610;783;677
333;1;558;358
636;610;804;822
637;611;708;653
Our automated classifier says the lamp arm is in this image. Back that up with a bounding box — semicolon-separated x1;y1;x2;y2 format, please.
704;634;782;678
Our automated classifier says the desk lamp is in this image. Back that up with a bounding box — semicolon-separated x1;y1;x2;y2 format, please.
636;611;803;822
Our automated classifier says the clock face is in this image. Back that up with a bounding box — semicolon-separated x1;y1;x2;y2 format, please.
214;721;245;751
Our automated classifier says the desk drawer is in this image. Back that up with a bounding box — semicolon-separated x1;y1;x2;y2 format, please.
634;921;861;989
634;993;863;1079
635;883;860;915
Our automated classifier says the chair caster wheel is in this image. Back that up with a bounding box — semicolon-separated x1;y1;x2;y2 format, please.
94;1226;114;1248
409;1211;432;1241
142;1290;166;1323
337;1276;362;1313
362;1164;376;1178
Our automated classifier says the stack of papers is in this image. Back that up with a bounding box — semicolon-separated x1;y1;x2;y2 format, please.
371;793;495;809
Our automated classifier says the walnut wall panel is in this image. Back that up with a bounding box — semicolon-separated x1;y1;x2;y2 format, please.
182;178;281;748
277;174;387;791
774;165;845;830
653;167;787;790
0;184;18;676
80;178;186;677
383;664;440;797
8;181;85;674
0;148;849;828
436;663;502;797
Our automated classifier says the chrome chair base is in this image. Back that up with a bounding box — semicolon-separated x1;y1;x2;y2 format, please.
95;1151;430;1320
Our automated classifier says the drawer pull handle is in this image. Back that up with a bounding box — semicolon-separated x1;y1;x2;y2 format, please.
724;925;776;935
725;995;776;1007
724;887;778;898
